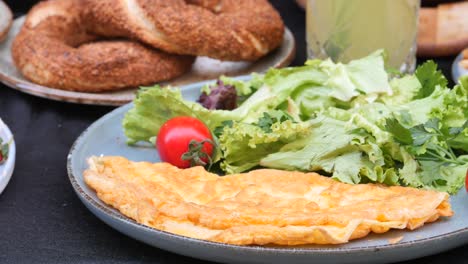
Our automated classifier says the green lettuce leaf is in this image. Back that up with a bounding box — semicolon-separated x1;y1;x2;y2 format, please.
122;53;467;194
283;50;394;119
437;77;468;151
259;117;397;185
123;87;241;144
345;50;393;96
259;118;353;172
290;85;336;119
379;75;421;105
218;118;311;174
319;50;392;101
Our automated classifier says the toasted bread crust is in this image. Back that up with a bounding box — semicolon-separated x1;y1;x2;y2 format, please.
84;0;285;61
12;0;194;92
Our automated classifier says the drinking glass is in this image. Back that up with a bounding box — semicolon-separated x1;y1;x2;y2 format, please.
306;0;420;73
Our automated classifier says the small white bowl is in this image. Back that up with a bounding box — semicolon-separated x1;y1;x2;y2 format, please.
0;118;15;194
452;51;468;82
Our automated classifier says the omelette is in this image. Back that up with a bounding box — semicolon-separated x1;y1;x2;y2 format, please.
84;156;453;245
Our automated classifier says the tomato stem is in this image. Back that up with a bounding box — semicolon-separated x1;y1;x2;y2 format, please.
181;139;215;170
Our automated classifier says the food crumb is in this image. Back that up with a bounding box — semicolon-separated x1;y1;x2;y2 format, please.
388;236;404;244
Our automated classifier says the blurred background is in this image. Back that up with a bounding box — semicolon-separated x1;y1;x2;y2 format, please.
4;0;465;14
5;0;466;73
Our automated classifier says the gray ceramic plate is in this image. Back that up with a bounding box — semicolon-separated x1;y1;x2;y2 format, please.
452;52;468;82
0;118;15;194
0;17;295;106
68;79;468;264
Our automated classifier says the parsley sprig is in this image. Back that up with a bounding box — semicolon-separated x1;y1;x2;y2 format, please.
257;111;294;133
414;60;448;99
385;117;466;165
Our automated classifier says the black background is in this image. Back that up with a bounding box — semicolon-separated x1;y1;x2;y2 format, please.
0;0;466;263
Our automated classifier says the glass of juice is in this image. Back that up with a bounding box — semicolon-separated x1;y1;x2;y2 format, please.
306;0;420;73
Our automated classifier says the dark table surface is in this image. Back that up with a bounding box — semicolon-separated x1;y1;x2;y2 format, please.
0;0;466;263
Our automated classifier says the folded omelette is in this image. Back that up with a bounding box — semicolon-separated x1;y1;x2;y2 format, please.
84;156;453;245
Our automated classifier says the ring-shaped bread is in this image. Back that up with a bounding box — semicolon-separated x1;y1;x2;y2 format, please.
12;0;194;92
0;0;13;42
83;0;285;61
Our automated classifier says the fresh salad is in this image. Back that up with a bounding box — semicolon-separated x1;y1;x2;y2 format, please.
123;51;468;194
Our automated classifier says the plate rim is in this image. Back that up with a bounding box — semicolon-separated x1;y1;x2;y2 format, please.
0;16;295;106
0;118;15;194
67;79;468;255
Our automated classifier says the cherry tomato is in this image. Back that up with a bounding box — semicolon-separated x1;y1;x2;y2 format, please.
156;116;214;168
465;168;468;192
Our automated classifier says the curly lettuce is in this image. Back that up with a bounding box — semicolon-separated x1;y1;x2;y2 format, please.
123;53;468;194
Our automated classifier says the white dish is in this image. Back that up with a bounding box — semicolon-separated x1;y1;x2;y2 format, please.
0;118;15;194
452;51;468;82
